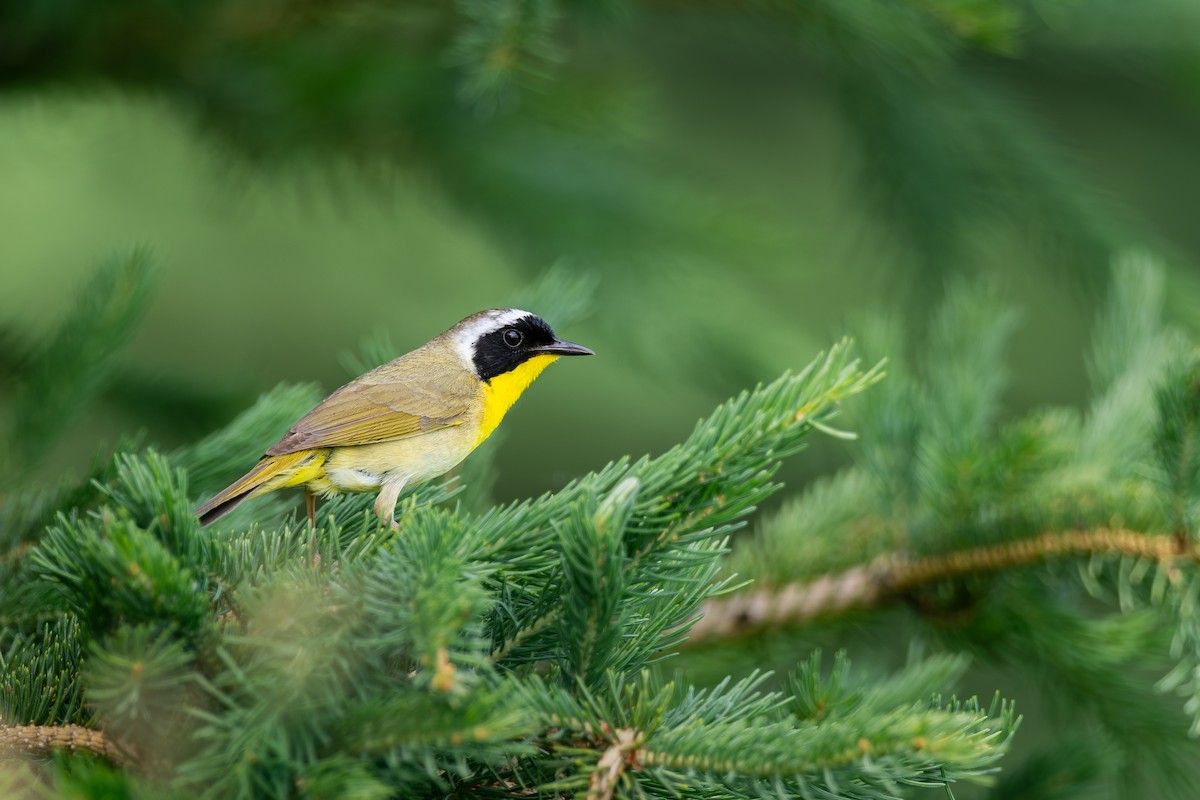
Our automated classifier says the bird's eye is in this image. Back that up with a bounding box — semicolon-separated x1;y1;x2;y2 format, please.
503;328;524;348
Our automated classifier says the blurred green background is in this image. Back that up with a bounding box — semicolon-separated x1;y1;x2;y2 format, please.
1;1;1199;498
4;3;1200;796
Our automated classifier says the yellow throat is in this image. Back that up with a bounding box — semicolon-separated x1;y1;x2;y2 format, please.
477;353;559;445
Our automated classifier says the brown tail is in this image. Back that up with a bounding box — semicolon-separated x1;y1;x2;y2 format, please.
195;451;323;526
196;487;256;526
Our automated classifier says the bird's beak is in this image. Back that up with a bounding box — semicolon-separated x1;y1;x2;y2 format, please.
535;337;595;357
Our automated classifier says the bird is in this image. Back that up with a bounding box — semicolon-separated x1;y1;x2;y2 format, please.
195;309;593;528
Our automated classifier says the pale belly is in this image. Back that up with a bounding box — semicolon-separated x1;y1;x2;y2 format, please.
308;425;478;496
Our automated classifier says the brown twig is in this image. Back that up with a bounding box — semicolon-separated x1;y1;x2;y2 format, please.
587;727;640;800
687;528;1196;644
0;724;130;766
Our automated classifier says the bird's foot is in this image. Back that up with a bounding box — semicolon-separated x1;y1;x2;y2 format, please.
374;480;406;533
378;507;401;532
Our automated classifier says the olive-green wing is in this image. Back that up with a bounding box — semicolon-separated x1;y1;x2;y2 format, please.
266;376;472;456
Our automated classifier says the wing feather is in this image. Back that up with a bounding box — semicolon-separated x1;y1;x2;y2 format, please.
266;361;474;455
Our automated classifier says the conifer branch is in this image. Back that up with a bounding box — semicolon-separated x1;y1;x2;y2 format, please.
489;609;558;663
691;528;1193;642
586;727;640;800
635;716;928;776
0;724;129;766
635;701;1014;796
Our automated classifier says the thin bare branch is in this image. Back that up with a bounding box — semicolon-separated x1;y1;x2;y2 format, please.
688;528;1192;643
587;727;641;800
0;724;130;766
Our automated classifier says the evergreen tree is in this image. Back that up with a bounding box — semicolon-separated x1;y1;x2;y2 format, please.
4;250;1200;798
698;252;1200;797
1;256;1033;799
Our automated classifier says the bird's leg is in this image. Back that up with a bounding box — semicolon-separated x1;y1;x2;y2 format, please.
374;479;407;531
305;488;319;566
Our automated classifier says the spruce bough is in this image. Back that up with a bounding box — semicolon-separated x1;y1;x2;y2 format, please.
0;265;1016;799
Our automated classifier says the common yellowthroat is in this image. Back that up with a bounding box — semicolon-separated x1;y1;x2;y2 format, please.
195;309;593;528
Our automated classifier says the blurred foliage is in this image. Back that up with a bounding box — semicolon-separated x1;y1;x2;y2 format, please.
3;0;1195;285
5;1;1200;502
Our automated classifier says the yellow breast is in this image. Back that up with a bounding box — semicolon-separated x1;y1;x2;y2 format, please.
476;353;559;445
